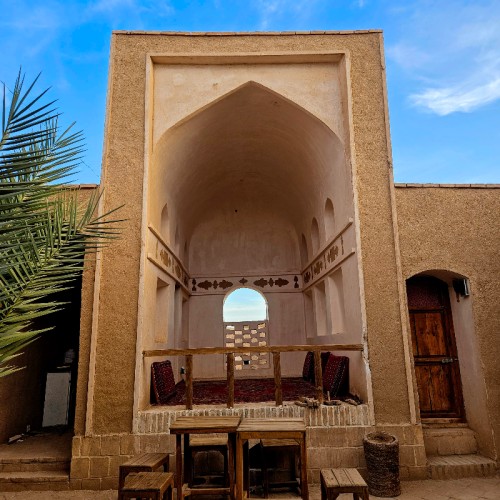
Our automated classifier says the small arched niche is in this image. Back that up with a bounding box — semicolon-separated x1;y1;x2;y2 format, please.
160;202;169;242
324;198;335;240
311;218;320;255
300;233;309;268
174;226;180;254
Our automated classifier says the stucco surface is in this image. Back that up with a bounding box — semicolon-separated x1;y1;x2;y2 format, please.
88;32;411;434
395;185;500;458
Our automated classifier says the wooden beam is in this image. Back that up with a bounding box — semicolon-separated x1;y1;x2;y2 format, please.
273;352;283;406
186;354;193;410
227;352;235;408
144;344;362;357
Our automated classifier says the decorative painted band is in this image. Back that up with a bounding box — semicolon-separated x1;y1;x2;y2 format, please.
301;219;355;290
148;225;190;291
190;274;301;294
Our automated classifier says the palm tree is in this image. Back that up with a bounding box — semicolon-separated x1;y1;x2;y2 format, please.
0;71;121;377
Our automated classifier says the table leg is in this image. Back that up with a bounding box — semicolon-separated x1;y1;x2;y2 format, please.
236;434;243;500
176;434;183;500
300;433;308;500
227;432;235;499
183;434;191;486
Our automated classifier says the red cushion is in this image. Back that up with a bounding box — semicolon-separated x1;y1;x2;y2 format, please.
322;354;349;397
151;360;177;404
302;352;314;381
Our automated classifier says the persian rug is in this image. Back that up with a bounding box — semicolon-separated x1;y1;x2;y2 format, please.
154;377;318;406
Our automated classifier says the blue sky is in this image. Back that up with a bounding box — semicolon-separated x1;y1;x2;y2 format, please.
1;0;499;185
224;288;268;322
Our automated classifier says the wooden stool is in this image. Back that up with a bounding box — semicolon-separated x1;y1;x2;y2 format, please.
260;439;300;498
119;453;170;491
320;468;369;500
119;471;174;500
189;436;229;487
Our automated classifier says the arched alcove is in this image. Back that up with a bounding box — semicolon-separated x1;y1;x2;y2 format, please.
300;233;309;267
144;80;362;384
150;81;352;258
311;218;320;255
160;203;169;242
174;226;179;254
324;198;335;239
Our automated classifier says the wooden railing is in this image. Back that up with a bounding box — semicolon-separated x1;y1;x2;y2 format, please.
144;344;363;410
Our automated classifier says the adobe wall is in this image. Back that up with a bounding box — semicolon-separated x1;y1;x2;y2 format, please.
69;405;426;490
82;31;413;438
395;184;500;459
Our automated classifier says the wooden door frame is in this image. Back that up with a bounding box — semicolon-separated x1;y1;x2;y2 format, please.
407;276;466;422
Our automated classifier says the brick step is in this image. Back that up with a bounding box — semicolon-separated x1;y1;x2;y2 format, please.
0;470;70;492
428;454;497;479
423;426;477;456
0;457;70;473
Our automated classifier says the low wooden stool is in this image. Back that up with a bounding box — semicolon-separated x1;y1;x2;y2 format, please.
119;471;174;500
320;468;369;500
189;436;228;487
119;453;170;491
260;439;300;498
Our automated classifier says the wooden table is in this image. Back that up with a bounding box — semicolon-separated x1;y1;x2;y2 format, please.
169;416;241;500
236;418;308;500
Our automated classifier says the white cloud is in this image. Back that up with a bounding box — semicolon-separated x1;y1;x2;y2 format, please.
410;76;500;115
387;0;500;115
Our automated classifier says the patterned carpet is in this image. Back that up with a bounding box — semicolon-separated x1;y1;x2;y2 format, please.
156;377;318;406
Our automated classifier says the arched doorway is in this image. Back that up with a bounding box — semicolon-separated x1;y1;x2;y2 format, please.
406;275;465;420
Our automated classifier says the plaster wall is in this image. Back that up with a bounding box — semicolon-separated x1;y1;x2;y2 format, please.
189;204;301;276
395;184;500;459
86;31;412;435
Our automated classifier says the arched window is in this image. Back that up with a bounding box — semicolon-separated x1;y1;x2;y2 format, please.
223;288;268;371
223;288;267;322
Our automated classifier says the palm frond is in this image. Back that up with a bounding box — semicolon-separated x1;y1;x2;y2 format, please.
0;70;122;377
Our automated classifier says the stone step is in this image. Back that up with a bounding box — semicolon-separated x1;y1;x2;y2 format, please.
423;426;477;456
0;470;70;492
428;454;497;479
0;457;70;473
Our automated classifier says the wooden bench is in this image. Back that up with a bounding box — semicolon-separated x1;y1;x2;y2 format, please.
320;468;369;500
119;471;174;500
189;435;228;487
260;438;300;498
119;453;170;491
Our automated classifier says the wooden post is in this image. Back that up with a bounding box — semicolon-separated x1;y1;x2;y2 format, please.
186;354;193;410
313;350;324;403
227;352;235;408
273;351;283;406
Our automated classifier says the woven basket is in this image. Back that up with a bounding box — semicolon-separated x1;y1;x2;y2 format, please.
363;431;401;497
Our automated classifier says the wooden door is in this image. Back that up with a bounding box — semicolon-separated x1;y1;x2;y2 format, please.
407;276;464;420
